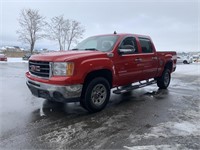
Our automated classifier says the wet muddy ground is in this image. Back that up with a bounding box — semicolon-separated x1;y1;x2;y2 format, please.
0;63;199;149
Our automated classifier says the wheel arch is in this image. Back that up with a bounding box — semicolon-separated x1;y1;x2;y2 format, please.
80;70;112;112
164;61;173;72
83;69;113;89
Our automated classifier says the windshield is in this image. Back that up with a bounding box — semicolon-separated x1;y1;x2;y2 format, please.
74;35;118;52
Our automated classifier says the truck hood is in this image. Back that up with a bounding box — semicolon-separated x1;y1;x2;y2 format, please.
29;50;108;62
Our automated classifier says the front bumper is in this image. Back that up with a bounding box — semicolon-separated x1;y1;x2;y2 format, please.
26;79;83;102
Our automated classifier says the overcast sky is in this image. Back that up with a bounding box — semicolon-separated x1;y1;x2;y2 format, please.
0;0;199;52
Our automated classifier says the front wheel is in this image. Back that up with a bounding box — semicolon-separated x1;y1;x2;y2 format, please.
156;69;171;89
80;77;110;113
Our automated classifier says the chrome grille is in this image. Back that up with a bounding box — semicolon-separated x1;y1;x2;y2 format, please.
29;61;50;78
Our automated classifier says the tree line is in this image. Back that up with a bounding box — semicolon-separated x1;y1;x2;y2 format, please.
17;8;85;54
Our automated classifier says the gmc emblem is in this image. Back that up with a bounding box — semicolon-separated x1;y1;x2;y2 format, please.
30;65;40;72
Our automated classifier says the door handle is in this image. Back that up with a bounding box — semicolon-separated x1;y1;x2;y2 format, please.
152;57;157;60
135;58;142;62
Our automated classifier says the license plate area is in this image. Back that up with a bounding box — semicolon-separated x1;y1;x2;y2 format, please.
38;90;51;99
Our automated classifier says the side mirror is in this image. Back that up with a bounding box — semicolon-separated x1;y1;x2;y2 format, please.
118;45;135;54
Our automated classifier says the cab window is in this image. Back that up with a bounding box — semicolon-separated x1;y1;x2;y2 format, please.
139;38;153;53
119;37;138;54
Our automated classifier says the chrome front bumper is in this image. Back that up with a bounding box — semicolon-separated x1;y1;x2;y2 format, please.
26;79;83;102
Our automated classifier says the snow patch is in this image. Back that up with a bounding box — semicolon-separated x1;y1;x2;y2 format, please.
125;101;200;149
7;57;28;63
175;63;200;76
150;121;200;137
0;57;28;63
38;122;87;143
173;122;197;134
124;144;181;150
128;118;200;144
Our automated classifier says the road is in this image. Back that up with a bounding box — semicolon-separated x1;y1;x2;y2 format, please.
0;62;200;149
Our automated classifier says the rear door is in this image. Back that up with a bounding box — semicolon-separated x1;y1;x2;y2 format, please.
138;37;159;80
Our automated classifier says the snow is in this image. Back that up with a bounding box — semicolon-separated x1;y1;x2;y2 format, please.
0;57;28;63
125;120;200;149
124;144;180;150
7;57;28;63
174;63;200;76
124;95;200;149
37;121;88;149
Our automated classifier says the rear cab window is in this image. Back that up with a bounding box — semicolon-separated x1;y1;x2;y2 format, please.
139;37;153;53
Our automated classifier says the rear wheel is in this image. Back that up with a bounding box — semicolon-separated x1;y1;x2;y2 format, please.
80;77;110;113
157;69;171;89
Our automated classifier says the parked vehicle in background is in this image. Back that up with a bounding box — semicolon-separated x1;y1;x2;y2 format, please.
177;55;193;64
192;55;200;62
0;54;7;61
26;33;177;112
22;53;32;60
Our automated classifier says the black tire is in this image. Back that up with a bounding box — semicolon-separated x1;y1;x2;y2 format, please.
157;69;171;89
183;60;188;64
80;77;110;113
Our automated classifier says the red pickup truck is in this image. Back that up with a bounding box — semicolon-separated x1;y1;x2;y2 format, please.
26;33;177;112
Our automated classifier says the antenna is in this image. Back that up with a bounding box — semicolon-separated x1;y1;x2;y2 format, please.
113;31;117;34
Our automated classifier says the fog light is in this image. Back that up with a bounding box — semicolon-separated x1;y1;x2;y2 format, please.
65;85;82;92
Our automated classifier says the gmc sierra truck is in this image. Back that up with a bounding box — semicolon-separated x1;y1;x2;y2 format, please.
26;33;177;112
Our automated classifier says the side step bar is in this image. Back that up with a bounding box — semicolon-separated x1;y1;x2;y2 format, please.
113;80;157;94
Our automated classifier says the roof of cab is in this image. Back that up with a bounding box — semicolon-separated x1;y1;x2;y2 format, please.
90;33;151;39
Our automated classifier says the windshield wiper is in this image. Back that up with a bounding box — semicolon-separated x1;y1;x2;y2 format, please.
84;48;98;51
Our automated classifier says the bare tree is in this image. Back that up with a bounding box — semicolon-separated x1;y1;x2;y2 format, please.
46;15;70;50
66;20;85;50
46;15;85;50
17;9;46;54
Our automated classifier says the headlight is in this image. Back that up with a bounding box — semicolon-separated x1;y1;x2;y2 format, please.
53;62;74;76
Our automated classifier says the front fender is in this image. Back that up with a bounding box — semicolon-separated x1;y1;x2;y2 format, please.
75;58;114;83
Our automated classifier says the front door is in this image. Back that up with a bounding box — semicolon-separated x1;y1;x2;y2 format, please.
114;36;143;86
